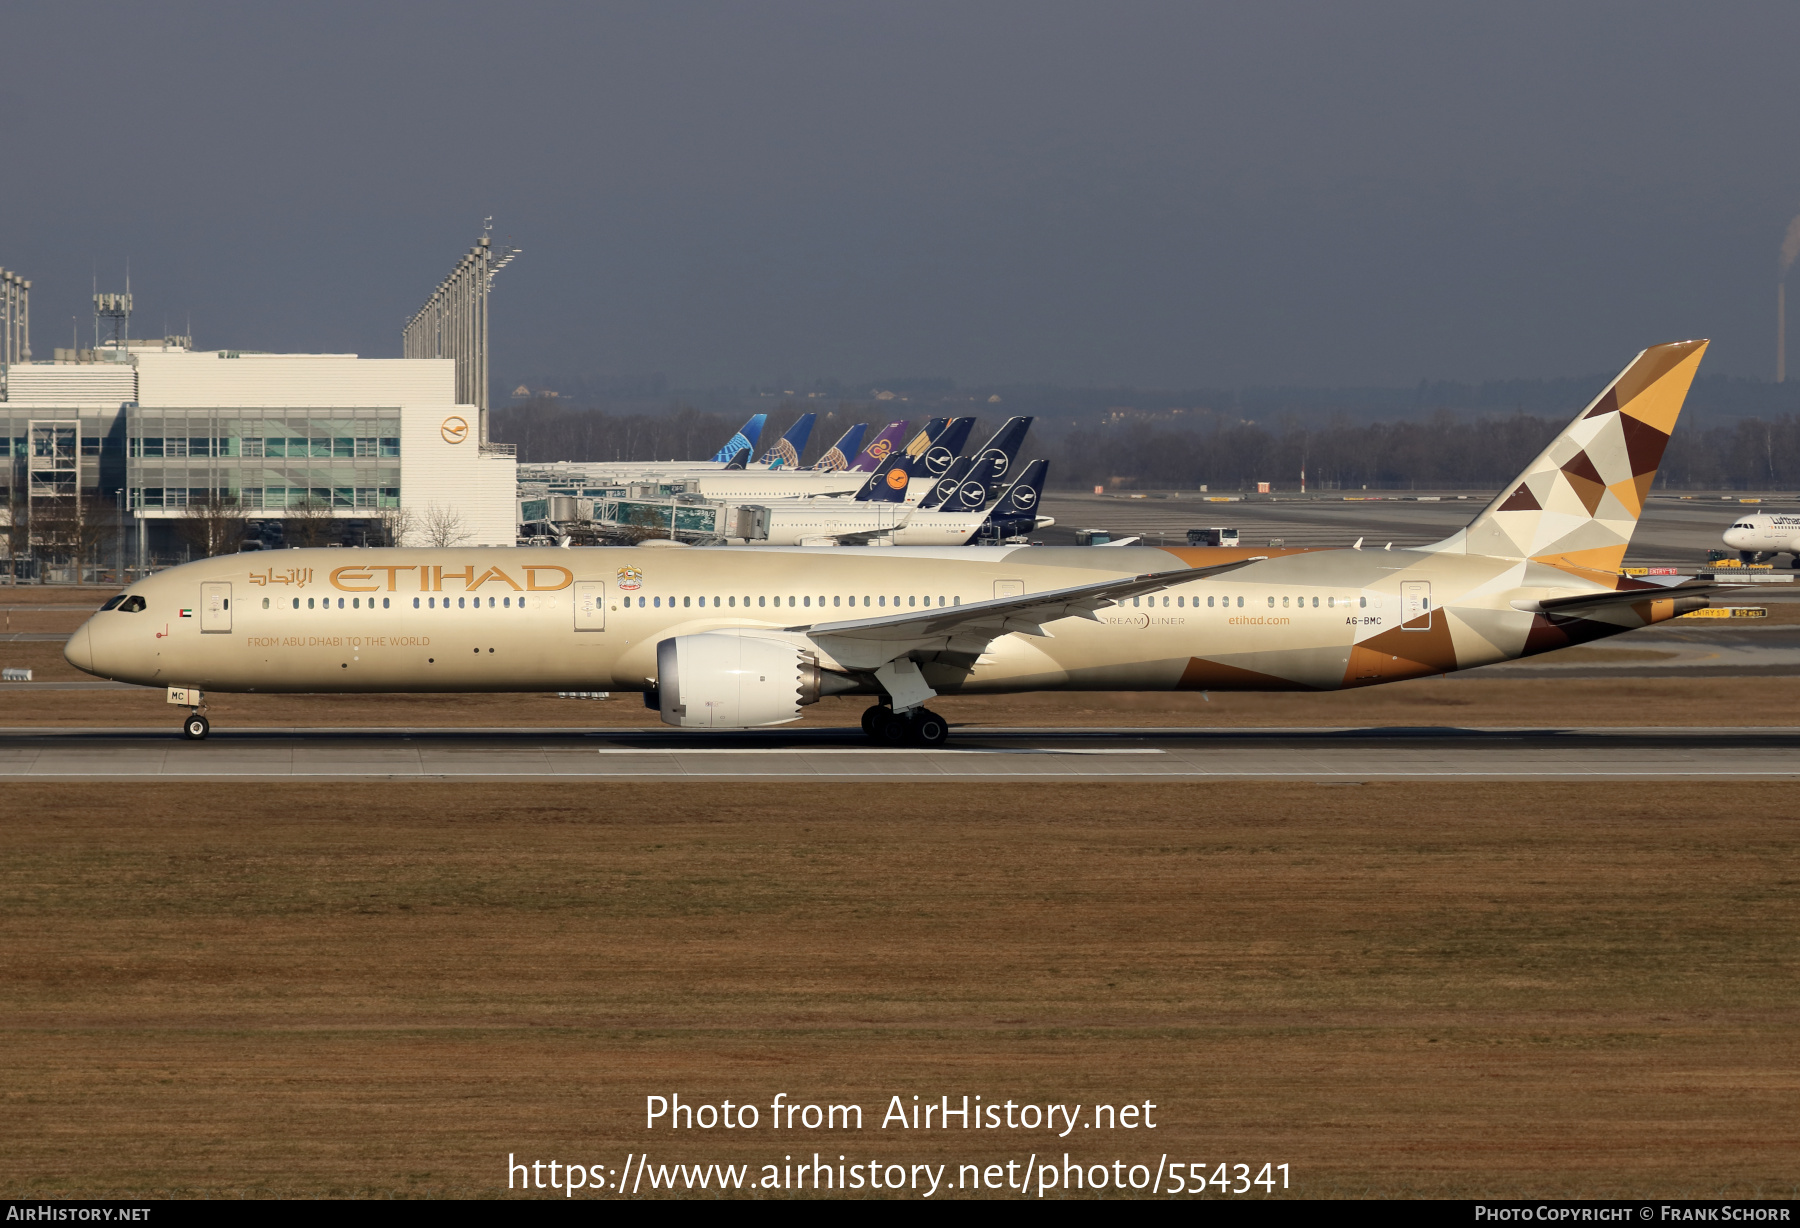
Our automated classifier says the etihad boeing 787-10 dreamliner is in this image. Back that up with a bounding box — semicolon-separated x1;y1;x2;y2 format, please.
66;341;1760;746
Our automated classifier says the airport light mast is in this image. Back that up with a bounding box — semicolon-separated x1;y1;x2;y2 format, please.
403;220;521;443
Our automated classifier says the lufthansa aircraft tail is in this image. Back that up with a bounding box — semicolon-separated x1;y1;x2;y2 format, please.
811;423;867;471
855;421;951;503
1427;340;1708;574
920;417;976;479
918;456;975;508
934;456;1002;514
970;416;1034;483
760;413;816;469
711;414;768;464
982;459;1049;534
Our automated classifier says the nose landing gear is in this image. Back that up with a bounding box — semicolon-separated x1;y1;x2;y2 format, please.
168;686;210;740
861;704;950;747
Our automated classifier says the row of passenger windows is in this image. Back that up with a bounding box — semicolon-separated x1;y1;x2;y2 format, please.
257;591;1373;613
1126;594;1370;608
261;596;527;610
624;594;961;610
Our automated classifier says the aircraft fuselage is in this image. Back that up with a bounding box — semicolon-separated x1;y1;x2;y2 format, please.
65;544;1684;698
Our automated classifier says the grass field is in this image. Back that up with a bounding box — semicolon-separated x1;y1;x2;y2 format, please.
2;781;1796;1199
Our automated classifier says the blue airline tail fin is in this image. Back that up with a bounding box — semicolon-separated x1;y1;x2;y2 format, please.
760;412;816;469
935;456;1002;513
711;414;767;463
811;423;867;470
988;459;1047;519
920;417;976;479
970;416;1033;483
852;429;944;503
918;455;975;508
977;459;1049;541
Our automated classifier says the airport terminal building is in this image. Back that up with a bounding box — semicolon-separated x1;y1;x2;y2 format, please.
1;344;517;572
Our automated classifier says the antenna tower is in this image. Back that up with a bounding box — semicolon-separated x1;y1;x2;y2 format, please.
94;284;132;358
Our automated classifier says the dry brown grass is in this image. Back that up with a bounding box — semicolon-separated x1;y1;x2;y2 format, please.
0;781;1795;1199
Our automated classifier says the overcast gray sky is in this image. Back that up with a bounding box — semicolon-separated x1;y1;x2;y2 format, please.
5;1;1800;389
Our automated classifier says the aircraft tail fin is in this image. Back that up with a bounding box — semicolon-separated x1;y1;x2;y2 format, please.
935;456;1002;513
921;417;976;478
987;458;1047;519
971;416;1034;482
812;423;866;471
711;414;767;464
853;424;952;503
848;421;910;471
760;412;816;469
899;417;950;464
1429;340;1708;574
918;455;975;508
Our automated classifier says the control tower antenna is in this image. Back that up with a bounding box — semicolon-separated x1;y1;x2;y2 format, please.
94;279;132;359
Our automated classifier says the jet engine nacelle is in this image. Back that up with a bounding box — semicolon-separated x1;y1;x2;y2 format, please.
655;632;827;728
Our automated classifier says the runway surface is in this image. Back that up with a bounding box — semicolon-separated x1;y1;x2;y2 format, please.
5;724;1797;780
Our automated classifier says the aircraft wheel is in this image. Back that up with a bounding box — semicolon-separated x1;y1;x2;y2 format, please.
861;705;887;738
911;709;950;747
182;713;210;741
878;712;913;743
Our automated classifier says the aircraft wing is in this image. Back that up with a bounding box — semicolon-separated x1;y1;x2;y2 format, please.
827;526;901;546
788;558;1264;670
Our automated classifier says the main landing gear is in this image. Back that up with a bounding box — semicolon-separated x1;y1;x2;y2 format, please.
861;704;950;747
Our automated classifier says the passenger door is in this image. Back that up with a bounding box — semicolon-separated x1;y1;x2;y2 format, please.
1400;581;1432;630
574;581;607;631
199;581;232;633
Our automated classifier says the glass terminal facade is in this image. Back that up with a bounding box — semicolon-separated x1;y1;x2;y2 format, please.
123;409;401;510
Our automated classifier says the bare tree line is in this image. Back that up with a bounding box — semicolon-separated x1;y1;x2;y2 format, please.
495;398;1800;491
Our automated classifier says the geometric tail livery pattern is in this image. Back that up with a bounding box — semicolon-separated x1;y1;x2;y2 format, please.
1427;339;1708;574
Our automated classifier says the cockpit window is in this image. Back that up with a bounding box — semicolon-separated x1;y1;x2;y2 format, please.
116;595;147;613
99;594;127;611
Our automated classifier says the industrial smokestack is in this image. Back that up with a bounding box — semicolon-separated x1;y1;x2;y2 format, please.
1778;215;1800;382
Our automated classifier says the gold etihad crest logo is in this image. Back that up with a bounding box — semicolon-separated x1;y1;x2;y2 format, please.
441;416;469;444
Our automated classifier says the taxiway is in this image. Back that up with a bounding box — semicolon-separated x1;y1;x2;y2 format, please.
5;724;1797;780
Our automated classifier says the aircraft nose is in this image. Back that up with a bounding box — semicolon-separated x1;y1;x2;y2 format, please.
63;624;96;676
